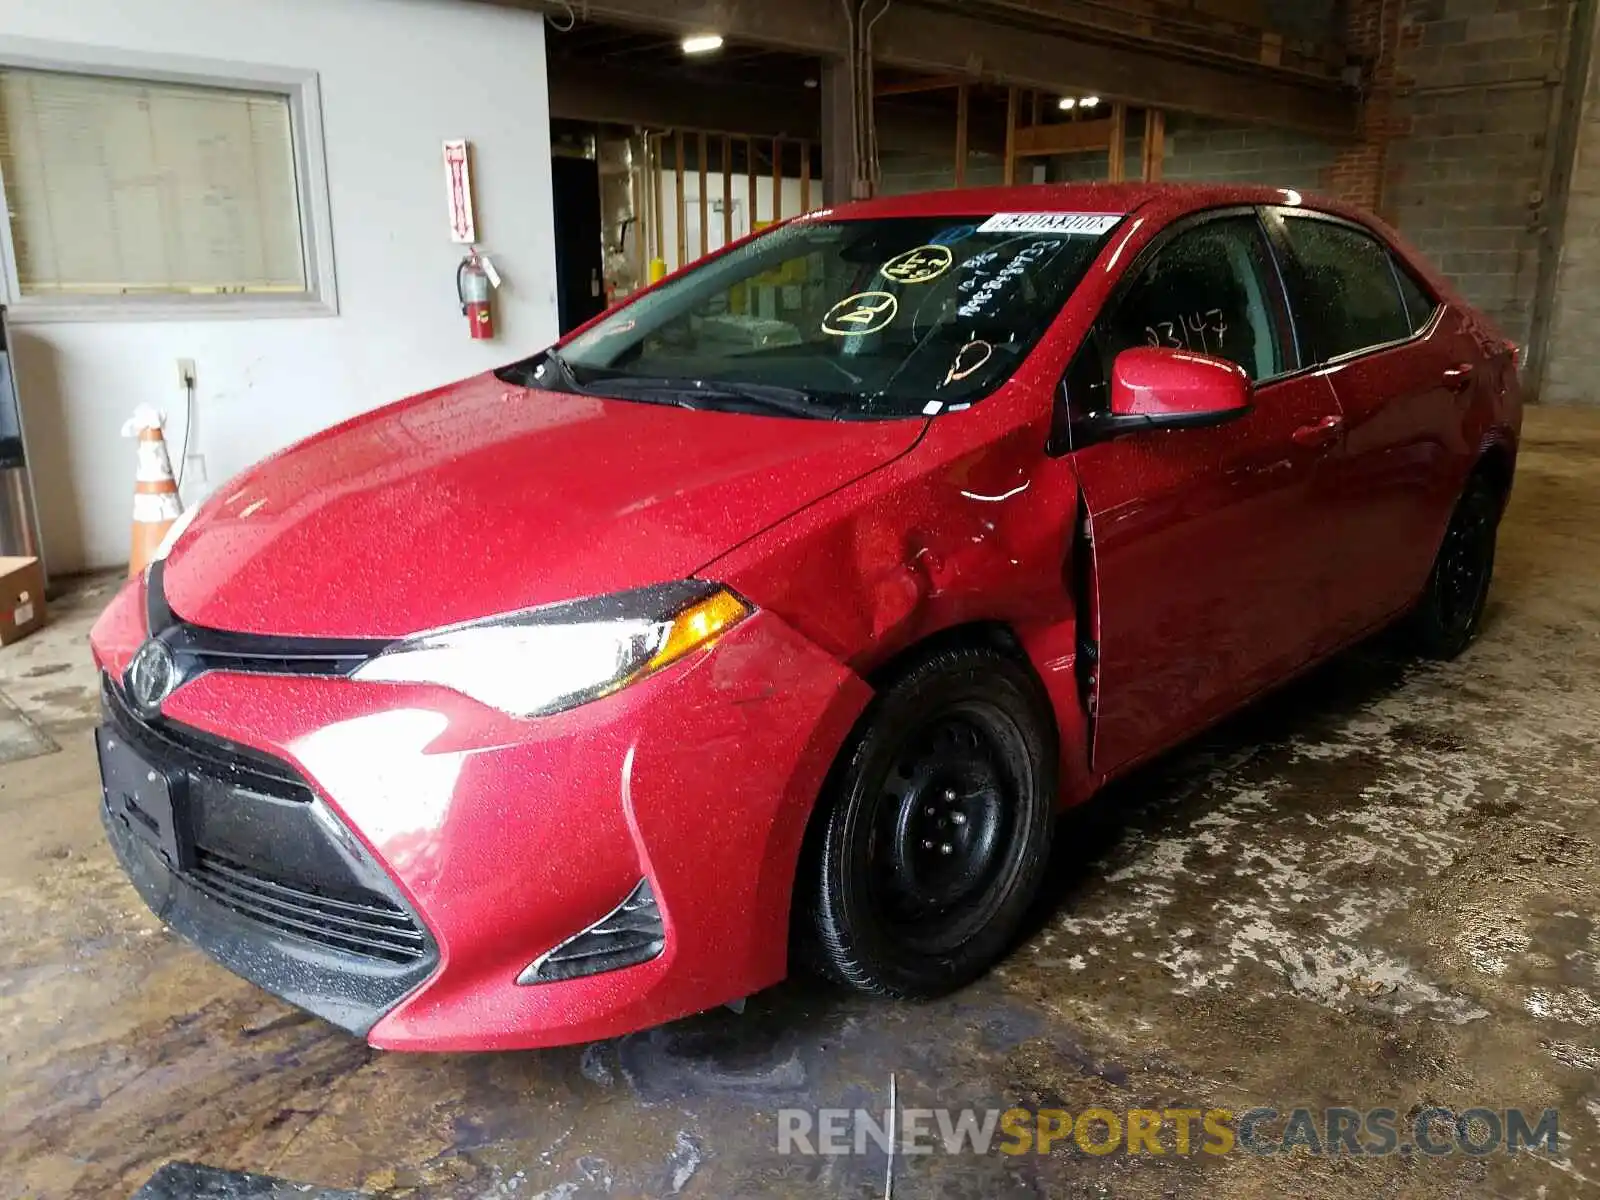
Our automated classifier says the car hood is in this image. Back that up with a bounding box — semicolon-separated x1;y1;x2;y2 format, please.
161;372;923;639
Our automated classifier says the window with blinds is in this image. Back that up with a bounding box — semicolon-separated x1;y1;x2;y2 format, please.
0;68;308;298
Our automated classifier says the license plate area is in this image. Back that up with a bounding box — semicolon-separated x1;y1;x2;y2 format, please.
96;727;193;870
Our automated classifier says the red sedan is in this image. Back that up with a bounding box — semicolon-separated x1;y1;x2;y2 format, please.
90;184;1520;1051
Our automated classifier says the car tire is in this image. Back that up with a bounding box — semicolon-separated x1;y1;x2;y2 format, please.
1408;471;1502;661
799;644;1057;998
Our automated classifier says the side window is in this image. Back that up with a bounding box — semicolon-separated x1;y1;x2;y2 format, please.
1100;216;1286;387
1280;217;1412;361
1393;260;1439;336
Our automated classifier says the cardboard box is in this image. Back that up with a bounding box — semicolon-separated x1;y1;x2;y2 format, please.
0;556;46;645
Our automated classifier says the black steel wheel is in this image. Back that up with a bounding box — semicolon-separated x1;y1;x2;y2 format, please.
1409;471;1501;660
799;644;1056;998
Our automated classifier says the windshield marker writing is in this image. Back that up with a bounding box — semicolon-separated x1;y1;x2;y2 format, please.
943;340;994;386
881;245;954;285
822;291;899;336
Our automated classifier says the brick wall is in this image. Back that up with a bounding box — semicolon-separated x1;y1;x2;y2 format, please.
1323;0;1401;211
875;0;1590;383
1383;0;1569;347
1540;14;1600;405
878;150;1006;195
1160;115;1341;191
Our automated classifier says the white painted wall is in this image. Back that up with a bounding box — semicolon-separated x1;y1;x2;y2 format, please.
1;0;561;572
656;171;821;274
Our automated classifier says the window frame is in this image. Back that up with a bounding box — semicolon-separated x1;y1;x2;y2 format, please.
1262;207;1435;369
1390;254;1442;338
0;37;338;322
1051;205;1300;453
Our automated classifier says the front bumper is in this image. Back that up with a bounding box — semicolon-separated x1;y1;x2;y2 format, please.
91;576;870;1051
99;675;439;1035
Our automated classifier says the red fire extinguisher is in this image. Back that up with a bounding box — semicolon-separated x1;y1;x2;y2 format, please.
458;249;495;340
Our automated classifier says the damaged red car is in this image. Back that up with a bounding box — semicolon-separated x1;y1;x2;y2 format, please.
90;184;1521;1051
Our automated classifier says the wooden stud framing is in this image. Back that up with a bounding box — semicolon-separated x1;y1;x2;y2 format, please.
722;135;734;246
1141;108;1166;182
1108;102;1127;183
955;84;969;187
747;136;758;231
800;139;812;213
674;130;687;267
1003;86;1019;186
650;133;665;269
772;137;783;221
697;131;709;259
1012;118;1115;158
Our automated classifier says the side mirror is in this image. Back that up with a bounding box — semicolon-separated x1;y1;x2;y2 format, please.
1100;347;1252;435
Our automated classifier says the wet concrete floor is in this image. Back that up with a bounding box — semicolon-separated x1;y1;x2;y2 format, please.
5;406;1600;1199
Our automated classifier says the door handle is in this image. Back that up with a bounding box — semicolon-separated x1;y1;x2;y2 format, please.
1443;364;1475;392
1292;414;1344;449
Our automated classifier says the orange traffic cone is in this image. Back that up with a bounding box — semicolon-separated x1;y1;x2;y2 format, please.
122;406;182;578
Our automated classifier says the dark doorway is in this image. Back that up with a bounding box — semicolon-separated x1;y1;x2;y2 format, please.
550;155;606;334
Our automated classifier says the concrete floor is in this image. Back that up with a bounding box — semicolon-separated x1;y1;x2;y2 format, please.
5;406;1600;1199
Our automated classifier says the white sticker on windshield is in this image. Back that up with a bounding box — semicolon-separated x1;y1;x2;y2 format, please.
976;212;1122;236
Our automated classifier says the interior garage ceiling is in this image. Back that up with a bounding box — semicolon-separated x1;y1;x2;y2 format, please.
509;0;1358;137
543;24;1013;155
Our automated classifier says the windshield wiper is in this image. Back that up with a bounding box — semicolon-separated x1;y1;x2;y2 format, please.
586;376;838;420
495;348;589;394
542;349;589;394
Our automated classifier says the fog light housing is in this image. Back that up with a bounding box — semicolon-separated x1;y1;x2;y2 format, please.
518;878;665;984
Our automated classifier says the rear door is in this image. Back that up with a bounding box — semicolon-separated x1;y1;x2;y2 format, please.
1062;210;1345;775
1268;210;1472;638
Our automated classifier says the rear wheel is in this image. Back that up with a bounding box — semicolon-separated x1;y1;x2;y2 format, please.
799;645;1056;998
1408;472;1501;660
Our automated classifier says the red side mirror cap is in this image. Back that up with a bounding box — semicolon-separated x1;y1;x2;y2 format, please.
1111;347;1252;424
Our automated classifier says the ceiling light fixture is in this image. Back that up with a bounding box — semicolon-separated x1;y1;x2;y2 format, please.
682;33;724;55
1080;96;1101;109
1058;97;1077;110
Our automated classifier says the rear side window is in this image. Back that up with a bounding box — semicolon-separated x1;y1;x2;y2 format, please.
1394;262;1439;335
1280;217;1412;362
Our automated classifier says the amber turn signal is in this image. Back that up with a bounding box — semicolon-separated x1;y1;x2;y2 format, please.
646;589;751;672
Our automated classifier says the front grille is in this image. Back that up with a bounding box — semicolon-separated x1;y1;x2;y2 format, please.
102;672;308;801
147;559;389;681
101;673;433;973
189;851;428;964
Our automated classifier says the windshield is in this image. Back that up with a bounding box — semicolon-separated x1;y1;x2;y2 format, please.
500;213;1121;420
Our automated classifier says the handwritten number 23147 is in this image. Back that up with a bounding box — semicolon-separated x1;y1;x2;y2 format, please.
1145;310;1227;355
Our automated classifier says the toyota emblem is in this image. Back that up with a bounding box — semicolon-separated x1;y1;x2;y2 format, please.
127;638;179;716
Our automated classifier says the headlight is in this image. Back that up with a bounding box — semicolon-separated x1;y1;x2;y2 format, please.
351;582;750;717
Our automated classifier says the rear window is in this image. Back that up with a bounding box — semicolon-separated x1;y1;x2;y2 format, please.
1280;217;1412;363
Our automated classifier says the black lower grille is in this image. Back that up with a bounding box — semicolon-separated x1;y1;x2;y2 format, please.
189;851;428;965
101;672;435;980
102;673;309;801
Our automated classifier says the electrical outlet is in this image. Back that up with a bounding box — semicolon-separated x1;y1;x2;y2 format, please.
176;358;196;389
185;453;207;484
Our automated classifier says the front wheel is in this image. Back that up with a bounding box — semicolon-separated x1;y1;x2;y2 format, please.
799;645;1056;998
1408;472;1501;660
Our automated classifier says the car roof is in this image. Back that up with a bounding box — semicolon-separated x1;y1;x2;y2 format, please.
812;181;1366;226
794;181;1472;329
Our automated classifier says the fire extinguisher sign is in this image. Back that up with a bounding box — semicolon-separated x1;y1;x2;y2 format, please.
443;139;477;245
